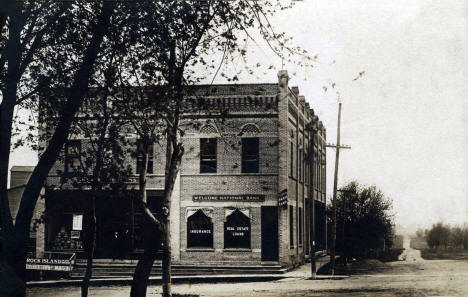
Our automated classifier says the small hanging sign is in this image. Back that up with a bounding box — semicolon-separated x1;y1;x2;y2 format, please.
278;189;288;208
72;214;83;231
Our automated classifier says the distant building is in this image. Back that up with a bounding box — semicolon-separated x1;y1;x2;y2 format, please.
34;70;327;268
7;166;43;257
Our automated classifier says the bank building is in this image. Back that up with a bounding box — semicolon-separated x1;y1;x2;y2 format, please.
12;70;327;275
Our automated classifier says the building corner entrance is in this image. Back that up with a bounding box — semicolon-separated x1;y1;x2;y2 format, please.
261;206;278;261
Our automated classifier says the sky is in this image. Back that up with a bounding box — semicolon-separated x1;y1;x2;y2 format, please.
267;0;468;231
9;0;468;232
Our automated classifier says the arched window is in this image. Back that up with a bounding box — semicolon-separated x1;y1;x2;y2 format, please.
241;123;261;135
200;124;218;134
224;209;251;249
187;209;213;248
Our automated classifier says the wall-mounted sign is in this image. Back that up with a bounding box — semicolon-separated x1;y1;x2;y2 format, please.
187;209;213;248
224;209;251;248
26;258;74;271
124;176;139;184
71;230;80;239
193;195;265;202
72;214;83;231
278;189;287;208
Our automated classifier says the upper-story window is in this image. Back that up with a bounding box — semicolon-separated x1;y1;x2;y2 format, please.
136;141;153;174
299;148;303;182
290;142;294;177
305;144;309;183
321;160;326;193
65;140;81;174
241;138;259;173
200;138;217;173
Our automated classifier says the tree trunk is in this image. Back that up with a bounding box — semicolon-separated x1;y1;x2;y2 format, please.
130;233;161;297
81;91;111;297
0;0;24;239
130;140;164;297
0;7;30;297
1;3;115;290
161;129;184;297
81;195;96;297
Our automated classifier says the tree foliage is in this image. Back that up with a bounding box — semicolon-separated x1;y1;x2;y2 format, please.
327;181;395;259
1;1;312;296
425;223;468;249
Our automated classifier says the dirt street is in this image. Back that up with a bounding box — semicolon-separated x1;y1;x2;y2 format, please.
28;238;468;297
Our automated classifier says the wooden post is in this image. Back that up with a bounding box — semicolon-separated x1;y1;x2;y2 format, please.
330;102;341;276
326;102;351;275
308;121;316;278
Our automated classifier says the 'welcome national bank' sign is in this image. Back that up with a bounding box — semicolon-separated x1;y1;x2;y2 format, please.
193;194;265;202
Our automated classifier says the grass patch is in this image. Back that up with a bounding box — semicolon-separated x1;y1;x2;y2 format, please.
409;236;428;250
420;248;468;260
378;248;404;262
317;258;392;275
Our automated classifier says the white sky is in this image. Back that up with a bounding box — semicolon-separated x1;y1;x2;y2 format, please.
269;0;468;230
10;0;467;231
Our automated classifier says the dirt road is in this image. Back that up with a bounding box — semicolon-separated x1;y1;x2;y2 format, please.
28;239;468;297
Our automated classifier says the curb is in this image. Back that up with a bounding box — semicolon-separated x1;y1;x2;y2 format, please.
27;274;286;288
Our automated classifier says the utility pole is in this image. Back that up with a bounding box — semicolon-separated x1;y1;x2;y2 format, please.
337;189;353;267
326;102;351;275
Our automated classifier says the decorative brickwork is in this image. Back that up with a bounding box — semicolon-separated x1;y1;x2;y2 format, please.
40;72;326;269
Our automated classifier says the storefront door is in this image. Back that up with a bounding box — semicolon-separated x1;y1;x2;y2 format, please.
261;206;278;261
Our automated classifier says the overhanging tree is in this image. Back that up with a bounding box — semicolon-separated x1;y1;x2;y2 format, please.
54;86;132;297
113;1;311;296
0;2;117;296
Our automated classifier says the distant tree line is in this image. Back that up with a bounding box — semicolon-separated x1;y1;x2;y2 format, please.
416;223;468;250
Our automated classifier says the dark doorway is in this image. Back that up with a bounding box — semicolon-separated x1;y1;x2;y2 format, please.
261;206;278;261
95;194;130;259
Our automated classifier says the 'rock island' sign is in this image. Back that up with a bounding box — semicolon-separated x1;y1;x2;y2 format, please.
26;258;74;271
193;195;265;202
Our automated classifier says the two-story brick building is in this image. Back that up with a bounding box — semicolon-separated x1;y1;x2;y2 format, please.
36;70;327;269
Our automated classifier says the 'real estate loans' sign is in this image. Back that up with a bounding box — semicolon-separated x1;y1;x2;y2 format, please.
193;194;265;202
26;258;74;271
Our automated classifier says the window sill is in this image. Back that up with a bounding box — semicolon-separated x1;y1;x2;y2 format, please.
186;248;215;252
223;248;252;252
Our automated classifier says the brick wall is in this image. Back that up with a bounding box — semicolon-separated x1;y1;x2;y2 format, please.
40;76;326;268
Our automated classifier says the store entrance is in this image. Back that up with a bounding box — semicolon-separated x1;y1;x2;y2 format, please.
95;194;130;259
45;189;164;260
261;206;278;261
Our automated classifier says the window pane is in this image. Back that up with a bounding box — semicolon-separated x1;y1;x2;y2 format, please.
299;207;303;245
136;141;154;174
200;138;217;173
224;209;251;249
289;206;294;248
290;142;294;177
242;138;259;173
65;140;81;173
187;210;213;248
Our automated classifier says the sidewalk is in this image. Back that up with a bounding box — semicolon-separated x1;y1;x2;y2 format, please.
27;254;346;288
284;255;348;280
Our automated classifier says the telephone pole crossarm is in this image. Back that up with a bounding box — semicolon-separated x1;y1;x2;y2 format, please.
326;143;351;150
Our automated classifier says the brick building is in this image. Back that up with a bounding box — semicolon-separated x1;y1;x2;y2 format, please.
36;70;327;268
